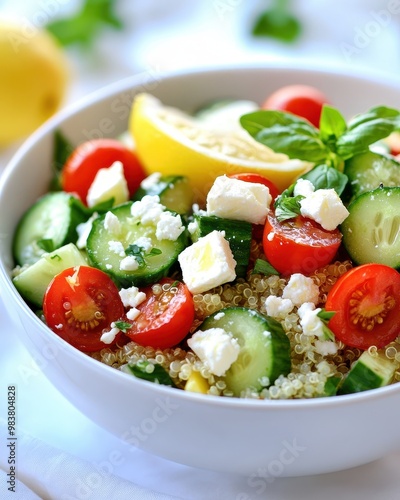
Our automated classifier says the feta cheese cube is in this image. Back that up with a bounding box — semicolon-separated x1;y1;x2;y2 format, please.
178;230;236;294
156;211;185;241
282;274;319;306
87;161;129;208
300;188;349;231
130;195;164;225
120;255;140;271
108;240;125;257
206;175;271;225
187;327;240;376
265;295;294;318
315;340;338;356
126;307;141;321
119;286;147;308
134;236;153;252
76;212;98;249
100;326;120;344
140;172;162;190
293;178;315;197
104;211;121;235
297;303;325;337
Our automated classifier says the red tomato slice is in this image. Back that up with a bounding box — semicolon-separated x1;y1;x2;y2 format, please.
325;264;400;350
61;139;146;205
263;212;342;275
125;278;195;350
43;266;125;352
229;172;280;201
262;84;329;128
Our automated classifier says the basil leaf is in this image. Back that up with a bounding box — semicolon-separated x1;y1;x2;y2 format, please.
49;130;74;191
347;105;400;130
125;360;176;387
275;195;303;222
252;259;279;276
317;309;336;322
300;164;348;195
255;125;329;162
147;248;162;257
240;109;318;136
114;321;132;333
319;105;347;144
37;238;55;252
125;244;145;268
317;309;336;341
336;118;396;159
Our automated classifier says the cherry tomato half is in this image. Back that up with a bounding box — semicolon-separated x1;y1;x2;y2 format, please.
229;172;280;201
61;139;146;205
263;212;342;275
124;278;195;350
43;266;125;352
325;264;400;350
262;84;329;128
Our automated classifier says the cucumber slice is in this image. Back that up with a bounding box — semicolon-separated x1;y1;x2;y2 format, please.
13;192;87;266
199;307;291;396
87;202;188;287
190;214;252;278
338;350;399;395
341;186;400;268
13;243;87;307
133;175;193;214
344;150;400;199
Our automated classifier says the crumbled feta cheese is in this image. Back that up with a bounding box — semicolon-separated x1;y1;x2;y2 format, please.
104;211;121;235
134;236;153;252
76;212;98;249
108;240;125;257
156;211;185;241
188;220;199;235
187;327;240;376
178;230;237;294
282;274;319;306
293;179;315;197
120;255;140;271
119;286;147;308
265;296;294;318
213;312;225;320
300;188;349;231
100;326;120;344
126;307;141;321
298;304;325;337
315;340;338;356
206;175;271;225
87;161;129;208
140;172;162;190
55;323;63;330
130;195;165;225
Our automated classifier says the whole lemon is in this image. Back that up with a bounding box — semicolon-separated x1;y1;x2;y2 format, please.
0;22;69;146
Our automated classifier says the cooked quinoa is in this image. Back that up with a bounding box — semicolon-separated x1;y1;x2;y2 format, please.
91;247;400;400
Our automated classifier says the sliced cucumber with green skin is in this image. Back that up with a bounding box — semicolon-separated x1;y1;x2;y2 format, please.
13;192;87;266
133;175;193;214
87;202;188;287
344;150;400;199
13;243;87;307
190;214;252;278
341;186;400;268
199;307;291;396
338;350;399;395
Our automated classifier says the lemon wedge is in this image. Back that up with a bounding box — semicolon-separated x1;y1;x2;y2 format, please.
129;93;312;202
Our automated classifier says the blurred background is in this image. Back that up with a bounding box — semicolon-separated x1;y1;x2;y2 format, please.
1;0;400;163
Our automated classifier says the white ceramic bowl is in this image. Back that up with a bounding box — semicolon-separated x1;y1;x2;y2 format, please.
1;64;400;477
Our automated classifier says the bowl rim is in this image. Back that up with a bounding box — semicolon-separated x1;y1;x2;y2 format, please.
2;62;400;411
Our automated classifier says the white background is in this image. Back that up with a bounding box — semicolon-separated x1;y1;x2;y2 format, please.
1;1;400;498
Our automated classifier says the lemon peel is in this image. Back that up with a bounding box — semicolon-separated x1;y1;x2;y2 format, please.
129;93;312;203
0;22;69;146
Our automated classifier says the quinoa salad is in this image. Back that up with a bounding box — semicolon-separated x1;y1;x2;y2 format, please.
12;85;400;400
